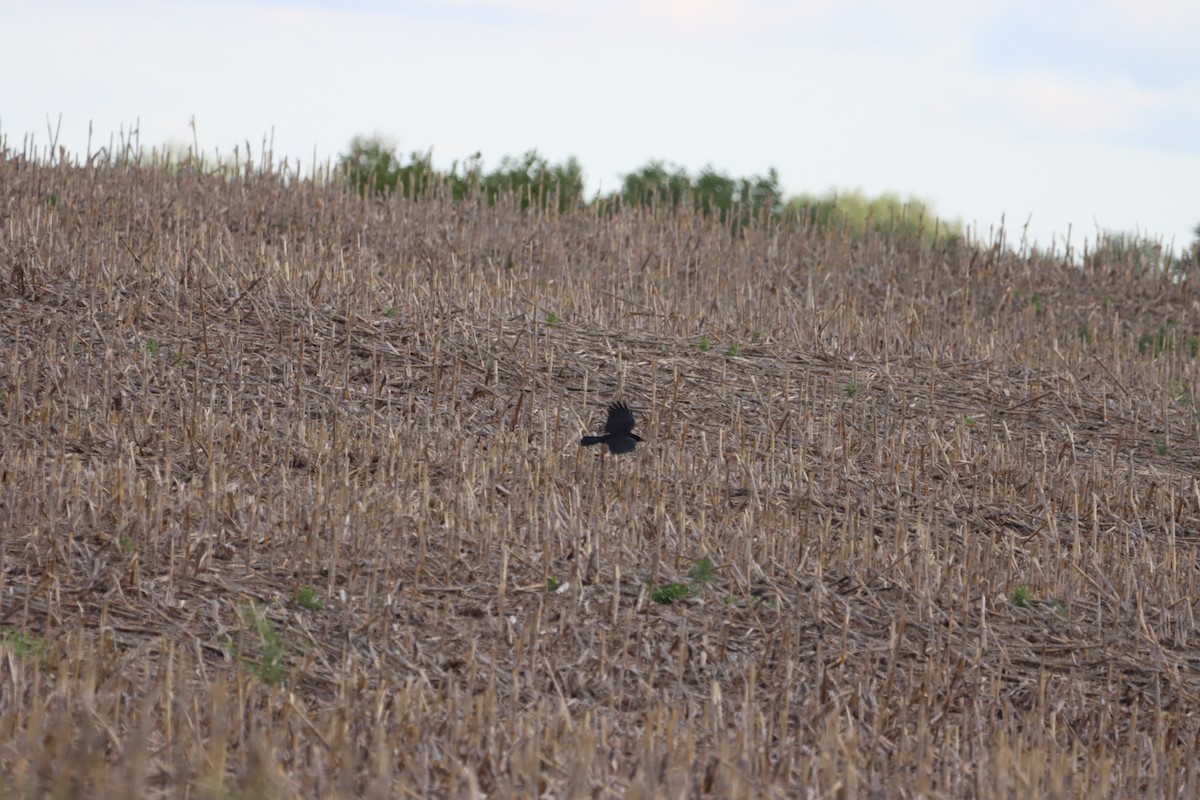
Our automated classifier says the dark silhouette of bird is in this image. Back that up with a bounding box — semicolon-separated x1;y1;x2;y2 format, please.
580;401;644;454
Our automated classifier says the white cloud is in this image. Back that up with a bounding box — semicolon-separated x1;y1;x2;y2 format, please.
969;74;1166;136
1106;0;1200;31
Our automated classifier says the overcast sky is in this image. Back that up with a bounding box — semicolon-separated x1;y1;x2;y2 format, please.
3;0;1198;253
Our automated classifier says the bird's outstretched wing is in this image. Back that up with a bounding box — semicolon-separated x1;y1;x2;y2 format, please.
605;402;637;437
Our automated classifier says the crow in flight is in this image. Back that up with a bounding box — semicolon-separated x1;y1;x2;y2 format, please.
580;401;644;454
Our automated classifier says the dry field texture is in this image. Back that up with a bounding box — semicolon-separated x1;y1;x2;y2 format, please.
3;152;1200;800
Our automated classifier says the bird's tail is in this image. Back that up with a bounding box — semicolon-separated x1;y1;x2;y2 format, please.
580;435;608;446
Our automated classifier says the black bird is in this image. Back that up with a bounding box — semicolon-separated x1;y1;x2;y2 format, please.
580;402;644;454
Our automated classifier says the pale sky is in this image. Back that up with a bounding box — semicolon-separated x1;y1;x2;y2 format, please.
3;0;1198;253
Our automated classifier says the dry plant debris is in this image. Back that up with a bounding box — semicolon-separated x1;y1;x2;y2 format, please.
3;153;1200;798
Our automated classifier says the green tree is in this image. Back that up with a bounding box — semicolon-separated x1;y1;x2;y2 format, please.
544;156;586;212
337;135;438;198
396;149;437;198
734;167;784;223
618;162;783;228
620;160;691;210
338;134;402;196
446;152;486;202
692;166;737;221
787;189;961;244
479;149;585;212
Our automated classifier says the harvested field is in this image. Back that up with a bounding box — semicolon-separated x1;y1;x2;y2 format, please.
3;152;1200;798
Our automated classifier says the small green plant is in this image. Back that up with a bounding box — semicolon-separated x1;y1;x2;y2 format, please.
120;537;136;553
1138;327;1169;356
1155;441;1168;456
546;577;561;592
146;338;159;355
652;558;718;604
4;630;46;658
1013;289;1044;314
651;583;691;604
231;605;288;686
699;336;710;352
751;330;764;344
1191;336;1199;358
723;343;740;357
1077;324;1090;343
962;416;977;428
1049;598;1067;615
546;311;560;324
844;382;857;398
385;307;396;318
689;558;716;587
478;342;498;372
255;615;287;685
1012;586;1033;608
296;587;323;610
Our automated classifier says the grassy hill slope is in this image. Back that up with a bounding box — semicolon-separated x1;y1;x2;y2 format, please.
3;155;1200;798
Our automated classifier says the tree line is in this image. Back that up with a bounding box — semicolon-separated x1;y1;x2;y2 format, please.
337;134;963;245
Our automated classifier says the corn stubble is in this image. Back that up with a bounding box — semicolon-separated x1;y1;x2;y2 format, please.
2;147;1200;799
